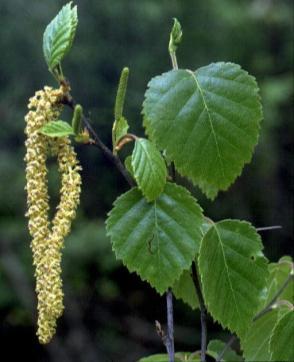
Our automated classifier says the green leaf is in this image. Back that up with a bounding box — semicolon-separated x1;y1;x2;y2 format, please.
198;220;268;337
169;18;183;53
172;270;199;310
269;310;294;361
132;138;167;201
143;62;262;199
39;120;75;137
106;183;203;294
241;307;289;362
207;339;243;361
124;155;134;179
43;2;78;71
139;353;200;362
112;116;129;147
263;256;293;306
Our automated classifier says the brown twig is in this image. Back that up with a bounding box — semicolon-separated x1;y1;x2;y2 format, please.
61;93;134;187
166;288;175;362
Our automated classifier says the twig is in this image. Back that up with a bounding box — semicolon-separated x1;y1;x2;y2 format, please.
253;273;293;321
62;94;134;187
166;288;175;362
191;262;207;362
216;271;294;362
256;225;282;231
215;335;235;362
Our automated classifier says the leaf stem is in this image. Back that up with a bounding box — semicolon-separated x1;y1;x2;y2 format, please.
191;261;207;362
114;133;138;153
166;288;175;362
170;52;178;70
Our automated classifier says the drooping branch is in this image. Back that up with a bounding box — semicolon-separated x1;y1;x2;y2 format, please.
191;261;207;362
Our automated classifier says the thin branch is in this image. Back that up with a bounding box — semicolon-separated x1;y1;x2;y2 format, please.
216;272;294;362
166;288;175;362
62;94;134;187
162;162;177;362
191;262;207;362
253;273;294;321
170;52;178;70
256;225;282;231
215;335;235;362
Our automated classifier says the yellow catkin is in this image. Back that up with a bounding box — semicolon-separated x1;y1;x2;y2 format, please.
24;86;82;344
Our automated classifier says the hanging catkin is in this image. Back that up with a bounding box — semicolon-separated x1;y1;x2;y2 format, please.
24;86;82;344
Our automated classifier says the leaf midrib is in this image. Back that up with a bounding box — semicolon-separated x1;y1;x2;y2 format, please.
213;224;242;325
186;69;226;182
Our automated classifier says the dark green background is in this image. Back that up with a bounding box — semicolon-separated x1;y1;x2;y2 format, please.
0;0;293;361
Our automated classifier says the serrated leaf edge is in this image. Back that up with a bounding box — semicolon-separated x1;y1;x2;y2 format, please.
43;1;78;70
198;219;267;337
106;184;204;295
142;62;263;200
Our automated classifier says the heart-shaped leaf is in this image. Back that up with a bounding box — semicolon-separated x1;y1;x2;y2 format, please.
106;183;203;294
198;220;268;337
43;2;78;71
143;62;262;199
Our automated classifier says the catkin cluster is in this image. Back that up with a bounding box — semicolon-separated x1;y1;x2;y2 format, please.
24;86;82;344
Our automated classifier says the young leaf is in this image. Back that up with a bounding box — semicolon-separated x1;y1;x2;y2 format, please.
132;138;167;201
43;2;78;71
143;62;262;199
106;183;203;294
269;310;294;361
207;339;242;361
40;120;75;138
241;307;289;362
169;18;183;54
172;270;199;310
112;116;129;148
198;220;268;337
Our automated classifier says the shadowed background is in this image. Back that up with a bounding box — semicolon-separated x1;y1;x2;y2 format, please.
0;0;293;361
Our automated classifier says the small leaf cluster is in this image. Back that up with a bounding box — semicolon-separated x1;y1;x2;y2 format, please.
40;104;90;143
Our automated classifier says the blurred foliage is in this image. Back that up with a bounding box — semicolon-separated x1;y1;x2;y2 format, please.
0;0;292;361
